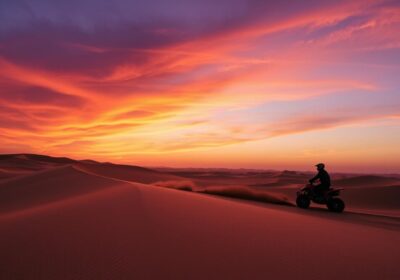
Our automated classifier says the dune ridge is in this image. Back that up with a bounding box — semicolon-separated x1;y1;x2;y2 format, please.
0;165;125;215
73;161;183;184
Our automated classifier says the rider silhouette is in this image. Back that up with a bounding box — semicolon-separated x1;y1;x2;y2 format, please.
309;163;331;196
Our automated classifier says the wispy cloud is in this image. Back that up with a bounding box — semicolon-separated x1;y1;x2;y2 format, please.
0;0;399;171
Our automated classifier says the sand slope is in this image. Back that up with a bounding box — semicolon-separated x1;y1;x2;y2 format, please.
0;157;399;279
73;161;183;184
0;154;399;279
0;165;126;214
0;154;77;182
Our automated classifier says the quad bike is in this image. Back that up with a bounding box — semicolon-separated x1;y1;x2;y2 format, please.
296;183;345;213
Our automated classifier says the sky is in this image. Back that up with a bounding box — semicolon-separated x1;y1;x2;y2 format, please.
0;0;399;173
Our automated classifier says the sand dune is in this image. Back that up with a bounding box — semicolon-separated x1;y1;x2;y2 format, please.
0;154;77;182
73;161;186;184
0;153;76;164
342;185;400;210
0;165;122;215
333;175;400;187
0;156;52;173
0;154;399;279
0;169;18;180
0;154;76;170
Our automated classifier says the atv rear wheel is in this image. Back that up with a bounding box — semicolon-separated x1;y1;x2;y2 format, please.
296;195;310;209
327;198;345;213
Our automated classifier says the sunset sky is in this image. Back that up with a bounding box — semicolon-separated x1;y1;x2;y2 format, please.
0;0;399;173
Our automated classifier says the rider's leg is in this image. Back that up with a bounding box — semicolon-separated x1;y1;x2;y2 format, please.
313;184;324;196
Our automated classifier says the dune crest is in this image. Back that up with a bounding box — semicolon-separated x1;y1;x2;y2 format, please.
0;165;124;215
72;161;184;184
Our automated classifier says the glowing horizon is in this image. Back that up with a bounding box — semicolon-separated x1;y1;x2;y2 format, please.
1;0;399;173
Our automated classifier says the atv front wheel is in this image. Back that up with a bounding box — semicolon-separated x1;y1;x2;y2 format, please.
327;198;345;213
296;195;310;209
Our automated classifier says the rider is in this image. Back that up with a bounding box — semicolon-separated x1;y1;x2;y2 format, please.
309;163;331;196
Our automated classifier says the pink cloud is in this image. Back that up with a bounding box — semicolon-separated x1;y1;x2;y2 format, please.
0;0;399;171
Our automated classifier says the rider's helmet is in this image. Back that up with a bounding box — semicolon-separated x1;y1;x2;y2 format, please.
315;163;325;169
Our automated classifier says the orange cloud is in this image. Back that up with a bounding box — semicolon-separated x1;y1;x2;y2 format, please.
1;0;399;172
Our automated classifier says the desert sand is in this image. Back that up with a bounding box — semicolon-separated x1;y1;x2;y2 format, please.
0;154;399;279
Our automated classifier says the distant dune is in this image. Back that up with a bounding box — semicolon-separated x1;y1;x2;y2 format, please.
0;153;78;180
73;161;182;184
0;165;124;214
333;175;400;187
0;154;399;279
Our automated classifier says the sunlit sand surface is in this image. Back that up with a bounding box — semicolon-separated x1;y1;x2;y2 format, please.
0;154;399;279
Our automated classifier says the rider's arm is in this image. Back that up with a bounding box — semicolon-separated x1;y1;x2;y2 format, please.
309;174;320;183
